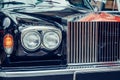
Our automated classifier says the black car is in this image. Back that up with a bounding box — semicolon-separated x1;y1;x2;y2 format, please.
0;0;120;80
0;0;93;66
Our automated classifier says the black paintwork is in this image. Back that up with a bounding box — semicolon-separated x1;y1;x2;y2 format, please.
0;1;120;80
76;71;120;80
0;0;92;67
0;11;67;67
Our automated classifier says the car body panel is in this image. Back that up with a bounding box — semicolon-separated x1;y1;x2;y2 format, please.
0;0;120;80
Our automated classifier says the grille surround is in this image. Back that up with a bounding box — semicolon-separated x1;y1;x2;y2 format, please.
67;21;120;64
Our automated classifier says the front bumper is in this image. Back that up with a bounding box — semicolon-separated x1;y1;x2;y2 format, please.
0;65;120;80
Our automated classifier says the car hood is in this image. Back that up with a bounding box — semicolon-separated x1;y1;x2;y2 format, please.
2;5;90;26
1;0;93;24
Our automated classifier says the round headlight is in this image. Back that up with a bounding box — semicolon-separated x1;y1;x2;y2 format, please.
21;30;41;51
43;31;61;50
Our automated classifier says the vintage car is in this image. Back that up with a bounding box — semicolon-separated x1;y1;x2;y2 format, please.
0;0;120;80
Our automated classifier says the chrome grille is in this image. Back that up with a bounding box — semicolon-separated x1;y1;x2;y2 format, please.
68;22;120;63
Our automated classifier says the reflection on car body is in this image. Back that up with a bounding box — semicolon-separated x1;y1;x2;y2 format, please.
0;0;120;80
0;0;93;67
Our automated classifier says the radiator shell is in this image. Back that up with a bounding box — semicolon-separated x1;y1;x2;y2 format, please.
68;22;120;63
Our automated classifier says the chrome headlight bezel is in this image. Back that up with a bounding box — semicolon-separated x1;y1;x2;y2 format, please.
20;26;62;51
43;30;62;50
21;30;41;51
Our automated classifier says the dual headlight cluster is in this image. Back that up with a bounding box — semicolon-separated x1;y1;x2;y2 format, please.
21;29;62;51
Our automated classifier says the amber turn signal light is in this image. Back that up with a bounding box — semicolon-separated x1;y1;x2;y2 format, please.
3;34;14;48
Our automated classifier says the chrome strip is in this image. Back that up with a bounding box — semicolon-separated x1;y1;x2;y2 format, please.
1;66;120;78
0;69;74;78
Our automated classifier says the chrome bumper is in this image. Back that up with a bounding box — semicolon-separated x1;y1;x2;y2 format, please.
0;65;120;78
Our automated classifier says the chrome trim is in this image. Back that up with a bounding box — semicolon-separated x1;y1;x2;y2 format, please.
20;25;62;50
0;66;120;78
43;31;62;50
0;69;74;77
68;61;120;66
21;30;42;51
68;22;120;63
19;26;60;32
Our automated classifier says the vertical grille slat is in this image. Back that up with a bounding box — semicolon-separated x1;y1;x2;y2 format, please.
79;22;82;63
89;22;94;61
68;22;120;63
81;22;84;63
117;22;120;60
87;22;89;62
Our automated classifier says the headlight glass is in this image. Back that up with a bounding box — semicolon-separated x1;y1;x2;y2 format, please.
43;31;61;50
21;31;41;51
